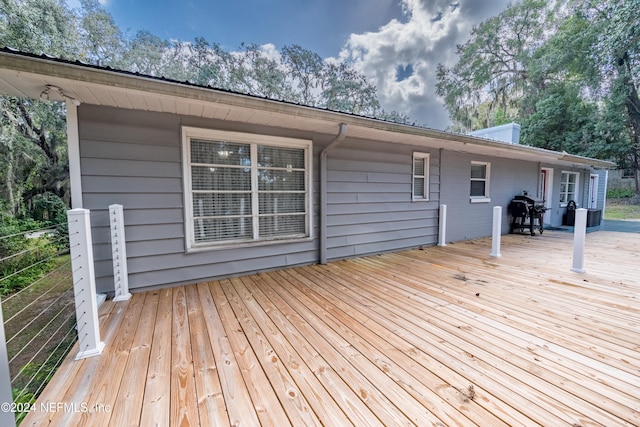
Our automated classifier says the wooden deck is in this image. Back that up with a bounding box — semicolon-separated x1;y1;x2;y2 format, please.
22;231;640;426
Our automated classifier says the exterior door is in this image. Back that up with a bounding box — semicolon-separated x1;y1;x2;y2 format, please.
540;168;553;224
588;174;598;209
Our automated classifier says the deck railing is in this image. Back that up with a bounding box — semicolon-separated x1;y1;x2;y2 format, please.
0;207;116;425
0;219;74;425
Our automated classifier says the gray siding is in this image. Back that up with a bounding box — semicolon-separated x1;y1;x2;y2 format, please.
440;151;539;241
326;140;440;260
78;103;593;293
541;164;592;227
79;105;441;292
79;105;323;293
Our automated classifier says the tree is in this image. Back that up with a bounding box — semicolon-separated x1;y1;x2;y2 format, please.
321;61;380;116
583;0;640;192
520;82;598;154
0;0;77;213
186;37;226;87
437;0;640;192
0;98;69;213
527;0;640;191
281;45;324;106
77;0;125;67
436;0;554;132
0;0;79;58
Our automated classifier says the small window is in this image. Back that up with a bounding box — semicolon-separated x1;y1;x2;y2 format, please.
412;153;430;200
560;171;579;206
470;161;490;202
183;127;312;250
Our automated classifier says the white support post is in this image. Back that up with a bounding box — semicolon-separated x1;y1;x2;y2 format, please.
438;204;447;247
571;208;588;273
0;300;17;427
109;204;131;302
68;209;105;360
491;206;502;257
66;99;83;209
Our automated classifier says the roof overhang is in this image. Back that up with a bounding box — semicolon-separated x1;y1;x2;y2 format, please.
0;49;615;169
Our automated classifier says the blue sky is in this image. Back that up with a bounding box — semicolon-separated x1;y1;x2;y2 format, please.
102;0;405;58
81;0;512;129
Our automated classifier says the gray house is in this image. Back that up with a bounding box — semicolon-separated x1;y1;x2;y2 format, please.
0;49;613;294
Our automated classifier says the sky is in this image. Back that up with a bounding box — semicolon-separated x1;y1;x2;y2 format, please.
76;0;512;130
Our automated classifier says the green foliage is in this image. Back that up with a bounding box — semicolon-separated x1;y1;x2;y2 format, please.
520;82;599;154
0;0;79;58
436;0;554;132
0;215;67;296
78;0;125;66
0;98;70;213
438;0;640;193
28;192;68;224
607;188;635;199
11;341;75;424
12;384;36;425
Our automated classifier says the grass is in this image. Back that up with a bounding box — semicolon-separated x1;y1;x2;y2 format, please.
605;196;640;220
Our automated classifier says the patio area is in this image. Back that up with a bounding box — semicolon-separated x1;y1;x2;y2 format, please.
22;230;640;426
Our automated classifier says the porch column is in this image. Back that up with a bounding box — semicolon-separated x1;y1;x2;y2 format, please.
66;99;83;209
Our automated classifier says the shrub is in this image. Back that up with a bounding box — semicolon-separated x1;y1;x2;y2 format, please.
0;215;67;296
607;188;635;199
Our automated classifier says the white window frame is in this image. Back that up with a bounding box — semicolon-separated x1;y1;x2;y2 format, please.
412;152;430;201
470;161;491;203
182;127;313;251
560;171;580;207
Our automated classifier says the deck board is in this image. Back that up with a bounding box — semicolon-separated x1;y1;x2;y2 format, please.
109;290;158;427
170;286;199;426
139;287;172;427
186;284;229;427
22;231;640;426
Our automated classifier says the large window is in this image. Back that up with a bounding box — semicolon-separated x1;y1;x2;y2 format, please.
183;127;312;249
560;171;579;206
412;152;430;200
470;161;490;202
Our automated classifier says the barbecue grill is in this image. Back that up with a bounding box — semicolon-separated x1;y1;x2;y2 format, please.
509;193;546;235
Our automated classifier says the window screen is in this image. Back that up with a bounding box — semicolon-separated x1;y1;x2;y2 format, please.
412;153;430;200
184;129;311;248
470;162;490;198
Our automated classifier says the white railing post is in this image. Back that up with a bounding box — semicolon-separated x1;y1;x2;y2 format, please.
109;204;131;302
438;204;447;247
571;208;588;273
0;300;17;427
68;209;105;360
491;206;502;257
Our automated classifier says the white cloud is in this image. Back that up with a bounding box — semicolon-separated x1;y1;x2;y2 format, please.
337;0;511;129
258;43;282;62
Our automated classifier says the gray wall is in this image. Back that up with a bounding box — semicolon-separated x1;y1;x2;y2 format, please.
326;140;440;260
440;151;539;241
78;105;441;292
79;106;320;292
541;164;592;227
79;104;591;292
